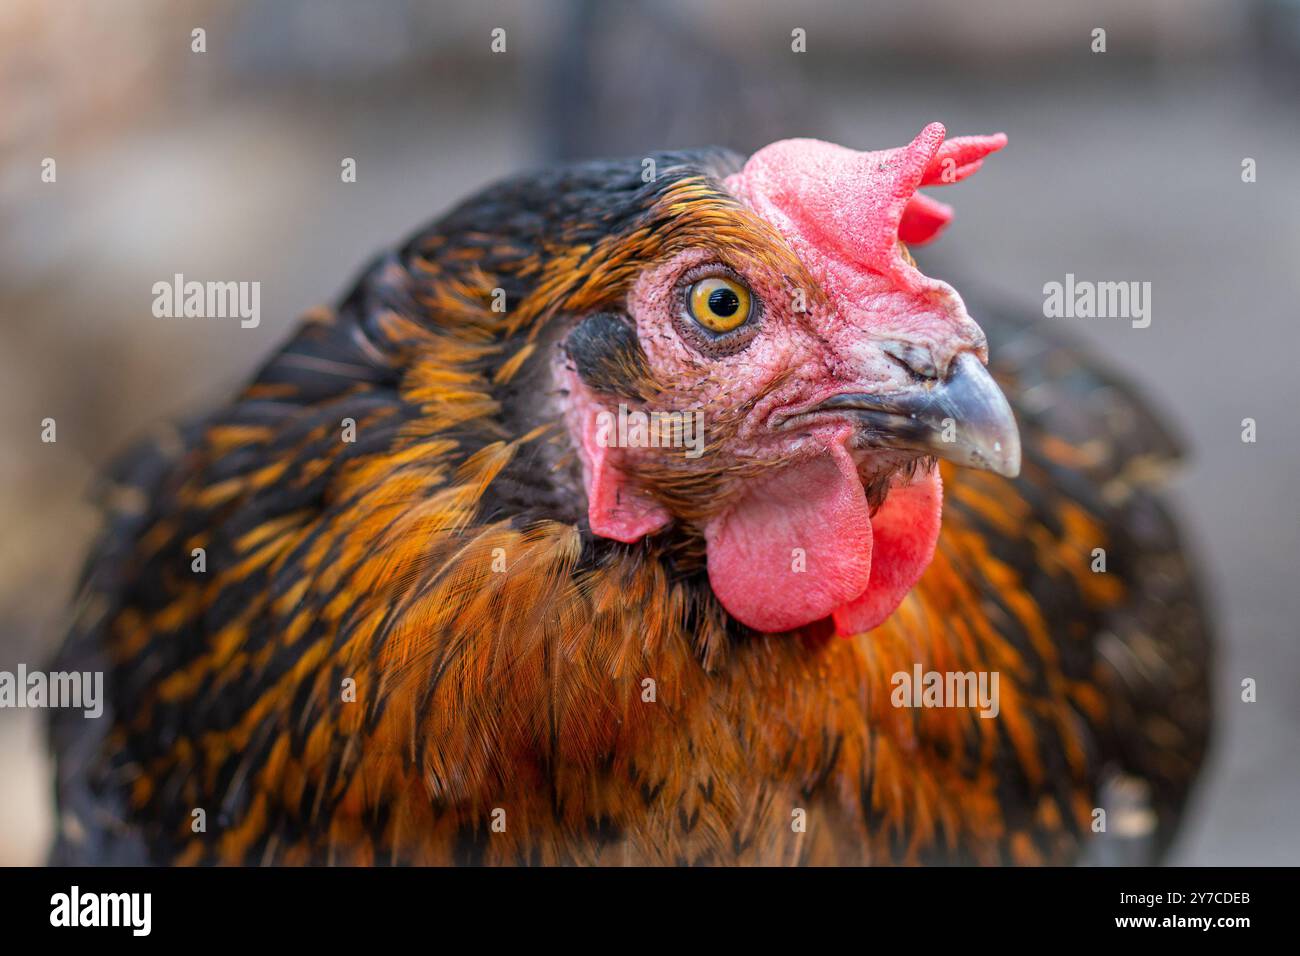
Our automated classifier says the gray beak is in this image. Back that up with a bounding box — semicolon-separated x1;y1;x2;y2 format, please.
813;351;1021;478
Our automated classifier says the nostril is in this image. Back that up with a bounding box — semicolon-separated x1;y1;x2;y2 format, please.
880;340;938;381
941;347;989;383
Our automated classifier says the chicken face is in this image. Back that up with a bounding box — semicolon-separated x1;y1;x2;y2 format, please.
559;123;1017;636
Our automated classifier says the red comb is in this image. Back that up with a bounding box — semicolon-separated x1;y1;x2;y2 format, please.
725;124;1006;290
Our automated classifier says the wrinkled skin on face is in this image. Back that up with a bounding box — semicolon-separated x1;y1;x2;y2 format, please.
562;124;1017;635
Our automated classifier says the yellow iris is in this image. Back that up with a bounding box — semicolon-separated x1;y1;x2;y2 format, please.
688;276;751;333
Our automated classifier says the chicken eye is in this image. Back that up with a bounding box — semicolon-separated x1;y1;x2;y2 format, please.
688;276;752;334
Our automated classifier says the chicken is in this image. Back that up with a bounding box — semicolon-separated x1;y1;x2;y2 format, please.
49;124;1211;866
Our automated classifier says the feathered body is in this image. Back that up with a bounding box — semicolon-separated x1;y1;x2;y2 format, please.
50;142;1210;865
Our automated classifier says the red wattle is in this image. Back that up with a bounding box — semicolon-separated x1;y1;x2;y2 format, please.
704;444;944;635
704;445;874;634
831;467;942;635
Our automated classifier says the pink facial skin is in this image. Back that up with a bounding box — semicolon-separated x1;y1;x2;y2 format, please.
565;123;1007;635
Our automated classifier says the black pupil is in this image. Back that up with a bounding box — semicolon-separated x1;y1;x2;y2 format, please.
708;287;740;317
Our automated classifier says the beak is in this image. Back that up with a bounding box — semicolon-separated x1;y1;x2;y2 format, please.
813;351;1021;478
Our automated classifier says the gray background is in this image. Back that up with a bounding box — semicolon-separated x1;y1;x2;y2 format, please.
1;0;1296;864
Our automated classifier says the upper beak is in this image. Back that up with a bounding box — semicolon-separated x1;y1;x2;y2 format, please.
812;351;1021;478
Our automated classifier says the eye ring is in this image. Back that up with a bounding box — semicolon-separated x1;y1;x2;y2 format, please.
674;264;762;355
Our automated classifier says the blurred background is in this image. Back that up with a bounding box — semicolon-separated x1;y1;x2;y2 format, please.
2;0;1298;865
